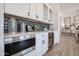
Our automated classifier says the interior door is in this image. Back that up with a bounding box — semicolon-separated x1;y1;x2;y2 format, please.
64;17;71;27
64;17;71;32
74;16;79;24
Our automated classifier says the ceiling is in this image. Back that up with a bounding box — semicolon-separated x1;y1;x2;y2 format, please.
60;3;79;13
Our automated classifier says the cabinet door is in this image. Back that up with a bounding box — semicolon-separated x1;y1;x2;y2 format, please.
48;8;52;22
36;34;43;56
36;3;43;20
30;3;37;19
30;3;43;20
36;33;48;56
41;33;48;55
36;39;42;56
5;3;29;17
43;4;48;21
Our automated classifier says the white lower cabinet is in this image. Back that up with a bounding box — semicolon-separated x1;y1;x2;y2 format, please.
36;39;42;56
41;38;48;55
23;32;48;56
36;32;48;56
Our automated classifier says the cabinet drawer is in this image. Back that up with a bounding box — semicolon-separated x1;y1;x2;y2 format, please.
36;33;48;40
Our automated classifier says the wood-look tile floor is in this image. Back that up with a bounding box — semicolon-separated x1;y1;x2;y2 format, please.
44;33;79;56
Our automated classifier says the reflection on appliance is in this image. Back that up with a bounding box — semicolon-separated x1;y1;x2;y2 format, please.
17;20;22;32
4;16;17;33
4;16;13;33
4;17;8;33
27;25;32;32
25;25;28;32
5;38;35;56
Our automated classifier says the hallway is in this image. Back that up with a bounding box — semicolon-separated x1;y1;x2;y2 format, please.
44;33;79;56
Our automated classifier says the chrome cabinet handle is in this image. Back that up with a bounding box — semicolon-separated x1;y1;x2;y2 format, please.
41;35;45;37
42;40;45;44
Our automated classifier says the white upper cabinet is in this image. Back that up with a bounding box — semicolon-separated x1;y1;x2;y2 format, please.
5;3;53;24
29;3;38;19
30;3;53;23
43;4;48;21
48;8;53;22
36;4;43;20
29;3;43;20
5;3;29;17
43;3;53;23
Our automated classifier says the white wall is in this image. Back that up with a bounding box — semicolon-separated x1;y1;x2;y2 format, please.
0;3;4;56
49;3;60;44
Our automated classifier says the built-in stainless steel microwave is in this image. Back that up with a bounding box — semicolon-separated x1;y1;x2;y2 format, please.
5;36;35;56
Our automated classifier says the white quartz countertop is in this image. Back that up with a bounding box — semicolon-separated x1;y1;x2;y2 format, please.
4;30;54;38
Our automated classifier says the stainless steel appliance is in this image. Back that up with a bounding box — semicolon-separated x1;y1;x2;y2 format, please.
4;16;17;34
5;35;35;56
48;32;54;49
